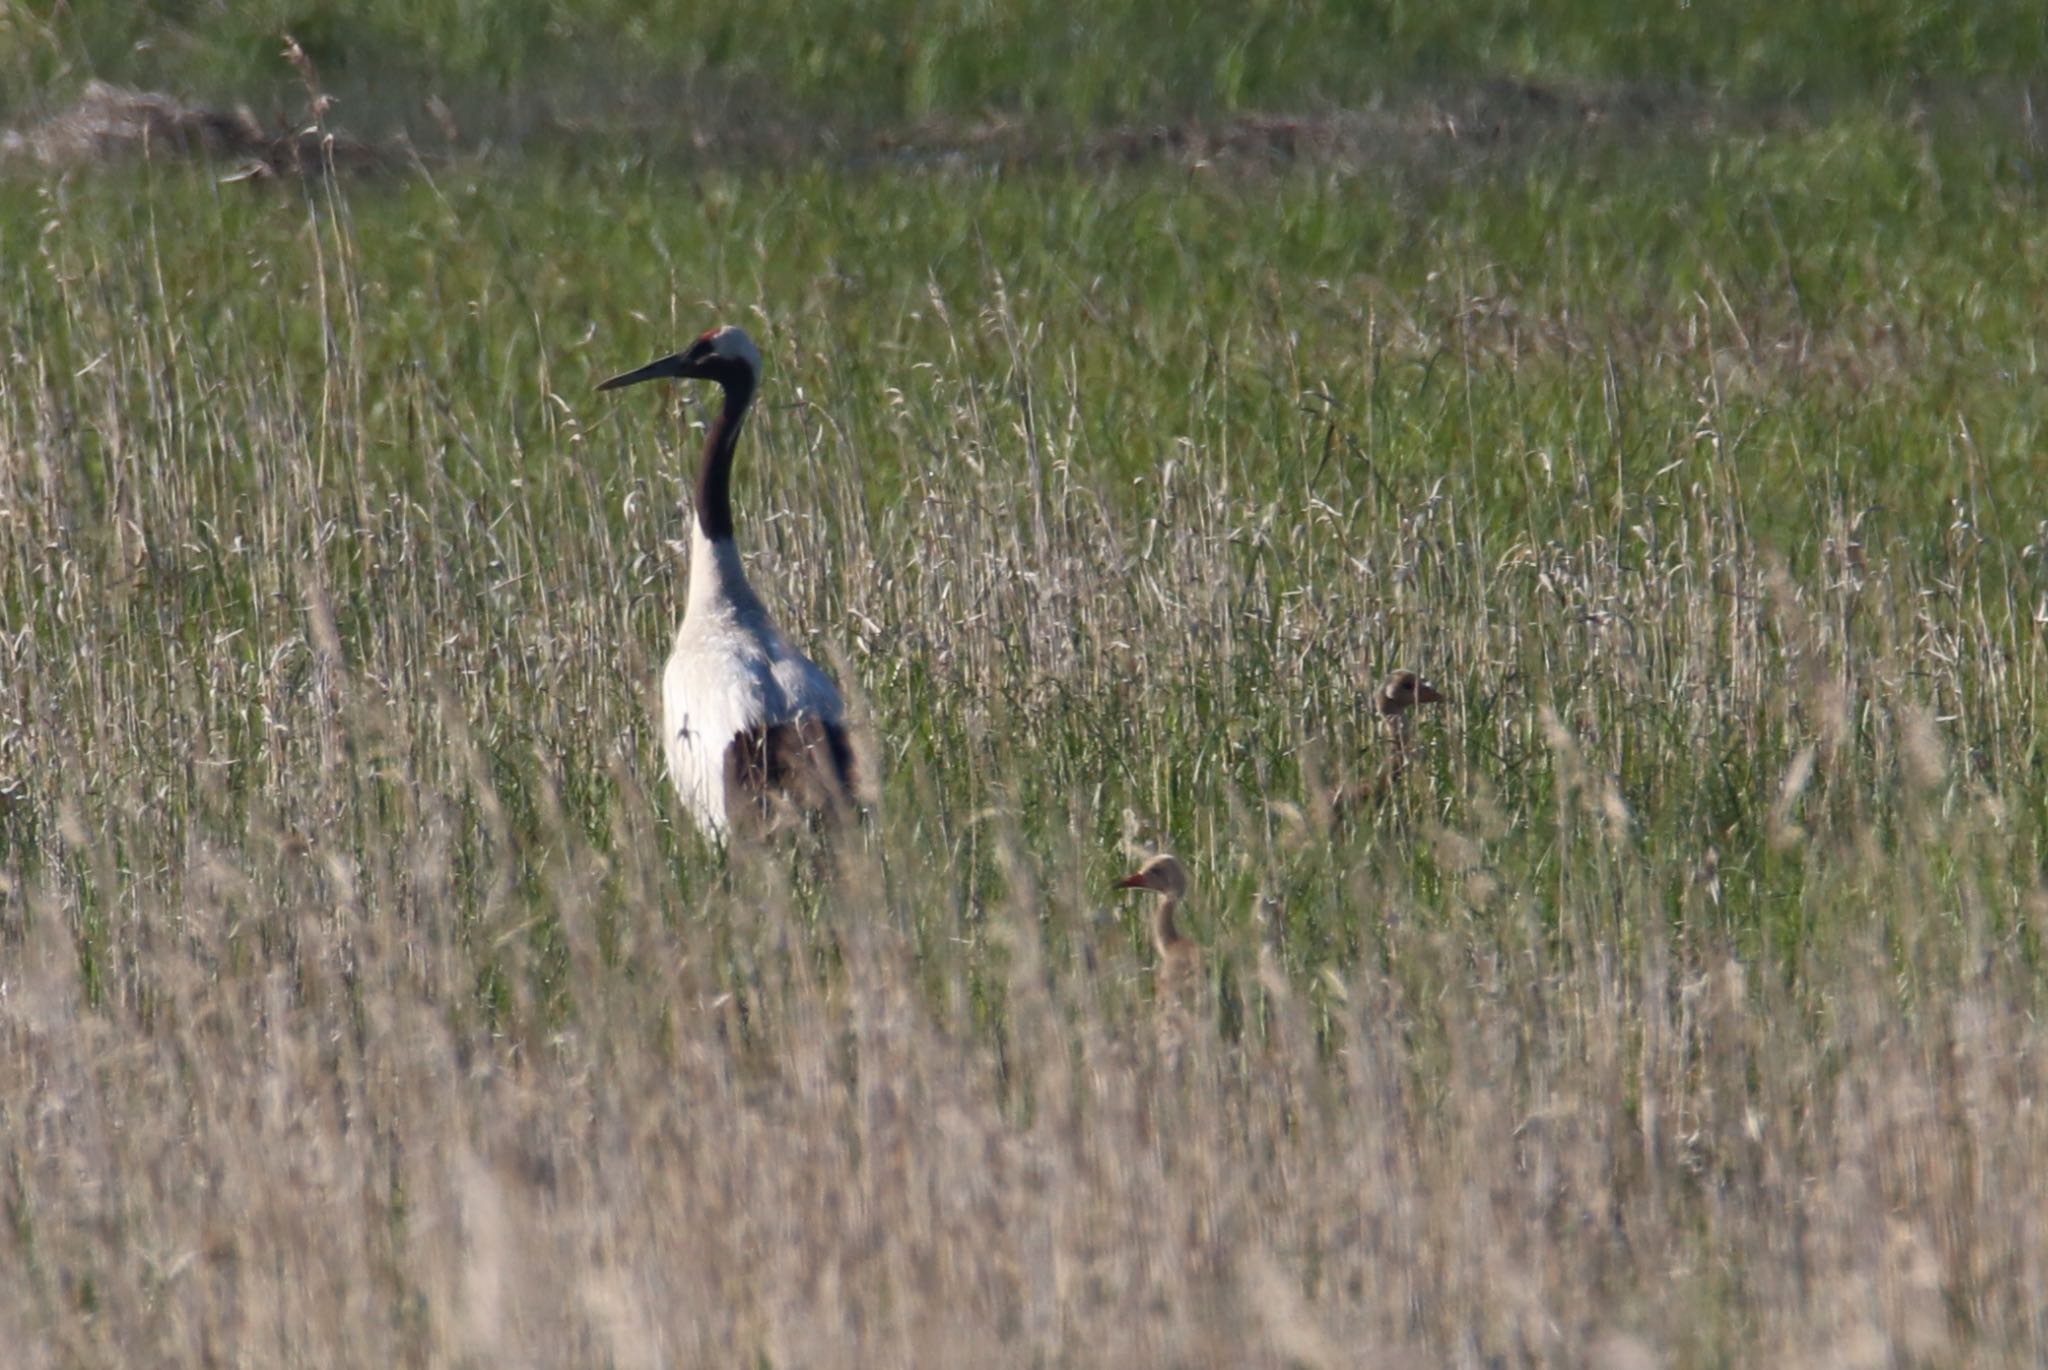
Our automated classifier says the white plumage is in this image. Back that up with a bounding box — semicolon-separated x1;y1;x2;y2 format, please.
661;533;846;836
601;325;855;839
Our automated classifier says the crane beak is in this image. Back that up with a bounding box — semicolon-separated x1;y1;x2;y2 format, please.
1113;872;1147;890
597;353;695;391
1415;679;1444;705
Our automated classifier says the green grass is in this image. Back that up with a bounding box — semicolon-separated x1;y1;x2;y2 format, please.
4;25;2048;1367
10;0;2048;133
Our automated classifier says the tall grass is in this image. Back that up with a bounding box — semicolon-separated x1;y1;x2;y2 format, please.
3;99;2047;1363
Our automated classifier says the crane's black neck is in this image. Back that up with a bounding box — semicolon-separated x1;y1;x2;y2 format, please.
695;365;756;542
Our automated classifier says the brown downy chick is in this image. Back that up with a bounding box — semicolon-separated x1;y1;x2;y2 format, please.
1113;853;1200;992
1376;668;1442;719
1329;669;1444;820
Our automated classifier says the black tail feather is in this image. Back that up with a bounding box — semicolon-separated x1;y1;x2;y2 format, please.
722;718;857;834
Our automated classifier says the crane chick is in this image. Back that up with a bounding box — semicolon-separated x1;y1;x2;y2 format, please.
1113;853;1201;992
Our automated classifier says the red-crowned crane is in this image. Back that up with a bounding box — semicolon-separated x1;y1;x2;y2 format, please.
600;325;855;840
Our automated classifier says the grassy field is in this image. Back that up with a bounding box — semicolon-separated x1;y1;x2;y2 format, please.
5;9;2048;1366
10;0;2047;131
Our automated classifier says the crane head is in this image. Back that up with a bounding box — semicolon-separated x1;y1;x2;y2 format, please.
599;324;761;391
1113;853;1188;897
1377;669;1443;717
